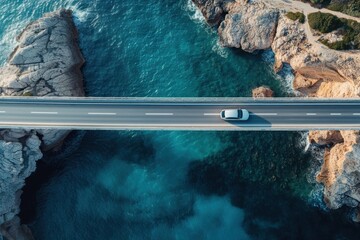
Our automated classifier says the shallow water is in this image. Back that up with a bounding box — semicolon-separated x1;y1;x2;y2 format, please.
0;0;359;239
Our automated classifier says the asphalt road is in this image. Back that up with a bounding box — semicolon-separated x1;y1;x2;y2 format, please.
0;97;359;130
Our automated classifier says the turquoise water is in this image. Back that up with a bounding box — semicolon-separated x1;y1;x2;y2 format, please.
1;0;360;239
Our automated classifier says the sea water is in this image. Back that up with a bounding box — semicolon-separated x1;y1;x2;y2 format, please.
0;0;359;239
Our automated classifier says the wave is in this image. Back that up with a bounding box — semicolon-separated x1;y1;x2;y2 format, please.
212;39;229;58
0;20;27;65
184;0;206;25
47;0;96;25
261;50;302;96
302;133;327;209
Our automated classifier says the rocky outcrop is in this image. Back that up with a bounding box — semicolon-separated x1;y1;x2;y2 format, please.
192;0;360;219
218;2;279;52
252;86;274;98
310;131;360;210
308;130;344;146
270;8;360;216
0;9;84;239
191;0;226;26
272;16;360;98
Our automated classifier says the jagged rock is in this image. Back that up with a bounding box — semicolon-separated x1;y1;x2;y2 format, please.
191;0;228;26
315;131;360;208
218;2;279;52
0;9;84;239
0;133;42;223
308;130;344;146
0;10;84;97
272;16;360;98
252;86;274;98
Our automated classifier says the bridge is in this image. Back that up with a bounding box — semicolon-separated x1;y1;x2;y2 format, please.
0;97;359;130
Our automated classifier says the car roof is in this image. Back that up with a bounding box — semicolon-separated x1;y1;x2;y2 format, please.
224;109;239;118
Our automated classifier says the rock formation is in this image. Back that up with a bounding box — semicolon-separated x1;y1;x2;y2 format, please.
218;2;279;52
310;131;360;211
252;86;274;98
192;0;360;218
0;9;84;239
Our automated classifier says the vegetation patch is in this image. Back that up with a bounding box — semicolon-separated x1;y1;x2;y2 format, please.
308;12;343;33
308;12;360;50
327;0;360;18
301;0;360;17
286;12;305;24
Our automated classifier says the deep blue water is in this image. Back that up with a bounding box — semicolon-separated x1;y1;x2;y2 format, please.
1;0;360;239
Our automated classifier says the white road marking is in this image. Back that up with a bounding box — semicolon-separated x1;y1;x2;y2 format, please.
145;113;174;116
0;111;6;113
204;113;219;116
31;112;58;114
88;112;117;115
251;113;278;116
330;113;342;116
353;113;360;115
306;113;317;116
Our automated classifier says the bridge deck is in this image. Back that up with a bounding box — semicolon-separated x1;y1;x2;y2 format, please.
0;97;358;130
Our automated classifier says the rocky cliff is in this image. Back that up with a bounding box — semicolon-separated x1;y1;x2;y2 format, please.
0;9;84;239
218;2;279;52
192;0;360;219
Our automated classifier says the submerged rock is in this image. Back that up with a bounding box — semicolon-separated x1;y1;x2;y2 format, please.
0;9;84;238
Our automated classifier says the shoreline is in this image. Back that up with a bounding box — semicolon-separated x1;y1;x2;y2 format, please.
0;9;85;239
191;0;360;220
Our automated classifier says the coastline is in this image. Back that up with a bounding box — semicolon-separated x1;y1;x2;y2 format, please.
191;0;360;220
2;0;360;238
0;9;85;239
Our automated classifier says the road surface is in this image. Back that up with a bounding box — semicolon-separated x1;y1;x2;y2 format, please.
0;97;359;130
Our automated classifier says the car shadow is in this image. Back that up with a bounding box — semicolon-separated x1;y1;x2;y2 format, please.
225;113;273;129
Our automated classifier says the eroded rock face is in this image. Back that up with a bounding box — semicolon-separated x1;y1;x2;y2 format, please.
311;131;360;209
0;10;84;97
252;86;274;98
272;16;360;98
308;130;344;146
218;2;279;52
191;0;227;26
0;9;84;238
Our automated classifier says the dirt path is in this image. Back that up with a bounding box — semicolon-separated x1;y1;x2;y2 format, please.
262;0;360;22
260;0;360;55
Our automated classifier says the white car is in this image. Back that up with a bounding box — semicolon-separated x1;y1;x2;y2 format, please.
220;109;250;121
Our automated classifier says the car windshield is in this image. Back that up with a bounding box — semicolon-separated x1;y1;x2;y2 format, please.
238;109;243;118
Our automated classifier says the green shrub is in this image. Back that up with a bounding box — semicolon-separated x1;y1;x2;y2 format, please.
310;0;328;4
320;39;347;50
308;12;344;33
286;12;305;24
328;0;360;18
301;0;360;18
317;18;360;50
